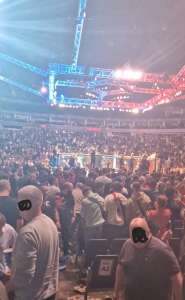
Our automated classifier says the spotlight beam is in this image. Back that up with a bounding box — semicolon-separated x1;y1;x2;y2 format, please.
0;74;42;96
0;52;47;77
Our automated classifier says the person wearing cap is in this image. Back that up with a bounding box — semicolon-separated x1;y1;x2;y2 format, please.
114;218;183;300
7;185;59;300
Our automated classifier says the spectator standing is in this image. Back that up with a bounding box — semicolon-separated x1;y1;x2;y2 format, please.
72;183;84;217
126;181;152;225
114;218;183;300
43;186;61;230
0;213;17;279
8;185;59;300
80;186;105;244
166;188;181;223
60;182;75;256
0;180;22;231
147;195;172;241
104;181;128;239
0;213;17;250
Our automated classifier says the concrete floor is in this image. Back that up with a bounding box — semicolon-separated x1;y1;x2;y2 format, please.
57;259;113;300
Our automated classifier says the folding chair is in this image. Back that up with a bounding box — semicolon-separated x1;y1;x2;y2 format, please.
173;219;184;229
110;238;127;255
84;255;118;300
173;228;184;238
85;239;109;267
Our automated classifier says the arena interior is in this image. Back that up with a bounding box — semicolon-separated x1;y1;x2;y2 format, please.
0;1;185;299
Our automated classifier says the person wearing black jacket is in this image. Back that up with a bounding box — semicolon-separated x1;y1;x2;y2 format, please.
60;182;75;256
0;180;22;231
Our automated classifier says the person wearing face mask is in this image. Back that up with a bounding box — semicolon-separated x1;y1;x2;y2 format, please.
114;218;183;300
7;185;59;300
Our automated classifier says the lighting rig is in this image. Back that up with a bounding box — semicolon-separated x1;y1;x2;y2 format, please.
0;0;185;113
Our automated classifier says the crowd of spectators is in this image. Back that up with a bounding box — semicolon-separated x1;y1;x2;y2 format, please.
1;128;185;171
0;126;185;299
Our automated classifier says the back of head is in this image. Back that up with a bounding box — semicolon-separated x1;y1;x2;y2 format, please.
0;180;11;195
157;181;166;194
75;182;84;190
62;182;73;192
147;177;157;190
132;181;141;193
93;181;104;195
45;186;61;202
111;181;122;193
157;195;168;209
82;185;92;197
165;187;175;200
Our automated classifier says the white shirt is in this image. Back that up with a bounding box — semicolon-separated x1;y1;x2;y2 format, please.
12;214;59;300
72;187;84;215
0;224;17;273
105;192;128;226
0;223;17;250
80;192;105;227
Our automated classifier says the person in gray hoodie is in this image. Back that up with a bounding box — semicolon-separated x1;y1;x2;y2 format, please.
80;185;105;245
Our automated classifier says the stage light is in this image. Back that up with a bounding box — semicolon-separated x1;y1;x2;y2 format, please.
175;91;182;96
133;70;143;80
40;86;48;94
132;108;139;114
159;99;165;105
123;69;143;80
114;68;143;81
143;106;153;113
58;103;64;108
113;69;123;79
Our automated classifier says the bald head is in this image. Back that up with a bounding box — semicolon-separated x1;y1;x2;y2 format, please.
18;185;43;209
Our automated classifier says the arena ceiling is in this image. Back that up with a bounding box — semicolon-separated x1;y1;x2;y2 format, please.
0;0;185;74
